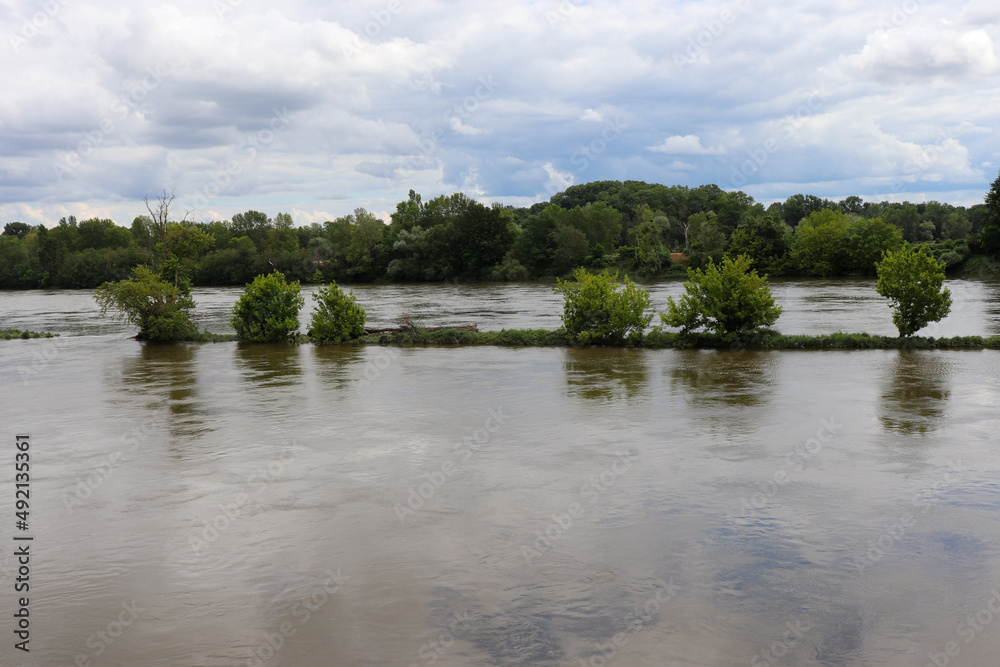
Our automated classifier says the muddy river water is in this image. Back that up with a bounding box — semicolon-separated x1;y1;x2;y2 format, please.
1;278;999;666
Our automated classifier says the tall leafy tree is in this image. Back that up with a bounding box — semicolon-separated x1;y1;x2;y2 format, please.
790;209;851;275
229;210;272;250
451;201;513;278
727;213;792;275
845;217;903;274
876;244;952;337
981;170;1000;255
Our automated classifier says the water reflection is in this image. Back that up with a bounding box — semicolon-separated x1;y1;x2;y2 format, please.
234;342;304;387
564;347;648;401
878;351;952;434
668;349;774;409
985;280;1000;335
312;344;367;389
115;343;208;438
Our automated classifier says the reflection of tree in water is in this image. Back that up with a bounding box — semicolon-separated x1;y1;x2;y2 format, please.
564;348;648;401
234;342;303;387
312;344;367;389
668;349;774;408
986;280;1000;336
116;343;208;439
879;351;951;434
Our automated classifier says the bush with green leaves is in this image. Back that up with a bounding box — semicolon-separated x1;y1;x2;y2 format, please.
308;282;367;343
554;268;652;344
94;265;198;341
661;254;782;343
231;270;304;342
875;244;952;337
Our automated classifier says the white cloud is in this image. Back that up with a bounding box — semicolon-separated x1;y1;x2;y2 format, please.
0;0;998;221
648;134;725;155
542;162;574;196
848;26;1000;80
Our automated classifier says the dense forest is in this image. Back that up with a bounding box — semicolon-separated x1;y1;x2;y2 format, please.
2;177;1000;289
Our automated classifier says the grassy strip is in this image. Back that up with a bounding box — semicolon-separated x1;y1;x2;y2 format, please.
354;328;571;346
348;328;1000;350
188;331;240;342
0;329;58;339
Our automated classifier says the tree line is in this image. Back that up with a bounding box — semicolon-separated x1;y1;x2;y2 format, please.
3;175;1000;290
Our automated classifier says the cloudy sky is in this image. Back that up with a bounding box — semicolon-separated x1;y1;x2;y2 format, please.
2;0;999;227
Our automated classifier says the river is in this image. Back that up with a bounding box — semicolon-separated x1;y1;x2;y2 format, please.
1;278;999;666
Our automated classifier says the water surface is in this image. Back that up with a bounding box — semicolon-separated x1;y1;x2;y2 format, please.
1;280;999;666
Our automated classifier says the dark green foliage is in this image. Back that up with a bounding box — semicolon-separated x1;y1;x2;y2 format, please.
727;214;791;274
94;266;198;341
554;269;652;344
451;201;514;278
790;210;851;275
2;222;31;239
876;244;952;337
0;236;43;288
845;217;903;274
77;218;133;250
309;282;366;343
231;271;304;342
981;170;1000;255
3;179;999;289
55;246;152;288
196;247;266;286
229;210;272;249
777;194;836;227
662;254;781;343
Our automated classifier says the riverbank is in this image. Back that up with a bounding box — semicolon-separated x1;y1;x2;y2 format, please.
7;326;999;349
351;328;1000;350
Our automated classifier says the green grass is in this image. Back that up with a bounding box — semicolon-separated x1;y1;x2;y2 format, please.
58;325;1000;350
0;329;58;339
346;328;1000;350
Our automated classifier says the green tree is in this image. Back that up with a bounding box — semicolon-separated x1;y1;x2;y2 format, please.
94;265;197;341
0;236;42;288
77;218;132;250
451;201;514;278
686;210;726;268
550;223;588;275
231;270;304;342
883;203;921;242
2;222;31;239
727;213;792;275
662;254;782;343
942;212;972;240
309;282;366;342
981;170;1000;254
345;208;387;279
229;210;272;250
144;190;187;264
161;223;214;289
554;269;652;344
779;193;834;227
267;212;300;253
632;204;666;274
845;217;903;274
790;209;850;275
875;244;952;337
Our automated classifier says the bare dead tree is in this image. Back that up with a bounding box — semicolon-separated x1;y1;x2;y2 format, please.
144;188;191;264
